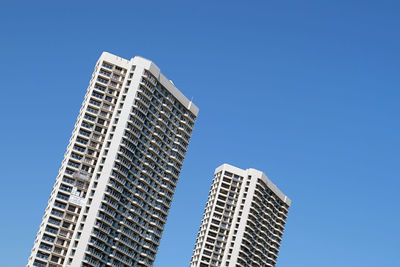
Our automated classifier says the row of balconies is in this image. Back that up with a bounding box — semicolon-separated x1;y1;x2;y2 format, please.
250;205;286;233
83;254;103;267
140;77;155;93
239;238;277;266
110;170;170;218
142;71;157;88
247;211;283;241
125;118;184;172
251;195;287;224
241;233;279;262
138;80;194;133
254;185;289;213
250;199;287;231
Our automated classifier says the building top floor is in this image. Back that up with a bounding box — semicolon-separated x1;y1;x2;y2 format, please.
98;51;199;116
215;163;292;206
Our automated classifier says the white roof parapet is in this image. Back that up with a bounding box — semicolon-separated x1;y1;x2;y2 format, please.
215;163;247;176
100;51;130;68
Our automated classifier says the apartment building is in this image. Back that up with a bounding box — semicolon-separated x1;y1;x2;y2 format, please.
190;164;291;267
27;52;198;267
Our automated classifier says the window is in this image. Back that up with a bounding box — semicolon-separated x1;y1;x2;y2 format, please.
45;226;58;234
76;137;88;145
79;129;91;137
224;172;233;177
48;217;61;226
36;252;49;260
33;260;46;267
54;201;66;209
99;70;111;77
95;126;102;133
42;234;55;243
73;145;85;153
68;205;76;212
89;99;101;107
96;77;108;85
71;153;82;160
51;209;64;217
60;184;72;192
87;107;98;115
100;111;108;117
50;255;60;263
102;62;113;69
57;192;69;201
89;141;97;148
81;122;93;130
65;168;74;175
92;91;104;99
94;84;106;92
84;114;96;122
223;177;231;183
67;161;79;168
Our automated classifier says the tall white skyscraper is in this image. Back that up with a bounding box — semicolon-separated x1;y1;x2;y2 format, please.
190;164;291;267
27;52;198;267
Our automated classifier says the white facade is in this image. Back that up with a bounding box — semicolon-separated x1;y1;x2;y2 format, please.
27;52;198;267
190;164;291;267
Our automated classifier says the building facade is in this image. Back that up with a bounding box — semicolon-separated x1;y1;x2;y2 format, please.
27;52;198;267
190;164;291;267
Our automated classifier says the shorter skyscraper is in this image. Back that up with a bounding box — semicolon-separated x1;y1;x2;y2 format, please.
190;164;291;267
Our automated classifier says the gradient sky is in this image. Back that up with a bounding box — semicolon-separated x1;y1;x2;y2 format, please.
1;1;399;266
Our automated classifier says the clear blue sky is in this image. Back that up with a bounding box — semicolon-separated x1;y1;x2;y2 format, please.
1;1;399;266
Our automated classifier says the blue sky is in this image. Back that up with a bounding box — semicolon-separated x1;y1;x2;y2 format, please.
1;0;399;266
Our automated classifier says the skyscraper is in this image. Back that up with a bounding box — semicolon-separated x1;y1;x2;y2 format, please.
190;164;291;267
27;52;198;267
